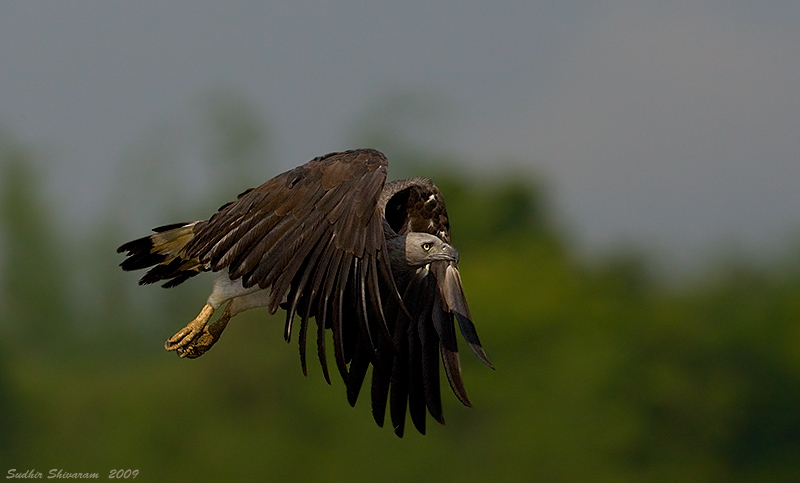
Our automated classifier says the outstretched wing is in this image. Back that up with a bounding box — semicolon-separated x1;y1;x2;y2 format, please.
365;178;493;436
119;150;490;438
184;149;396;384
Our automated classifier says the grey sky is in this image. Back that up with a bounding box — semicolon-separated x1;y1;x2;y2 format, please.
1;1;799;269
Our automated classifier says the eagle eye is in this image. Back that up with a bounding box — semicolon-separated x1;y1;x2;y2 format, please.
422;242;432;251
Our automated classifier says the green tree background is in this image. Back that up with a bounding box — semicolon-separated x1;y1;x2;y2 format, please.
0;94;798;482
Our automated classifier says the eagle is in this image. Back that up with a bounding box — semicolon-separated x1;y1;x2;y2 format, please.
117;148;492;436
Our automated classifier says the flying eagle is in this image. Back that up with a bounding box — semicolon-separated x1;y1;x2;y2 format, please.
117;148;492;436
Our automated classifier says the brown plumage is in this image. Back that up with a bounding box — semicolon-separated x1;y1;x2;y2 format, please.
117;148;492;437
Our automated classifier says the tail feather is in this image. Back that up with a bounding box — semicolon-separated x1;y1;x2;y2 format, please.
117;221;207;287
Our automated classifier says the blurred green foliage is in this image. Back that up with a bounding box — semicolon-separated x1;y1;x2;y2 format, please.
0;100;799;482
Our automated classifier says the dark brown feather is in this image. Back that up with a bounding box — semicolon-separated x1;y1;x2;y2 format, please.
372;177;493;433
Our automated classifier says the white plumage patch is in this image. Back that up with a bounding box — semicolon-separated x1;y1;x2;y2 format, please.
207;273;270;310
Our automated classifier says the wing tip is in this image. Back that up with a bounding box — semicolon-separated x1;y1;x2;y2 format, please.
469;343;495;370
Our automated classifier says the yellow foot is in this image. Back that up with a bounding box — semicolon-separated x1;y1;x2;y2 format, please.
175;305;232;359
165;303;214;353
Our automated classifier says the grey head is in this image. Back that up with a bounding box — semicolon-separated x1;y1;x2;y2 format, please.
388;232;459;271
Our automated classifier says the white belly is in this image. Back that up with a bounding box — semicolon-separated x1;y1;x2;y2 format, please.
207;273;272;315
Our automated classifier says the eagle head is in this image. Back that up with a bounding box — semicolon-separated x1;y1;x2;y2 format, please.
401;232;459;266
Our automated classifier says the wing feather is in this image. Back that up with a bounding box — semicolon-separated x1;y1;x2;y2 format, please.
389;308;410;437
282;227;330;343
375;178;492;433
419;302;444;424
331;250;352;384
227;214;292;281
345;335;372;407
184;149;390;386
310;239;341;385
408;276;434;434
206;214;268;267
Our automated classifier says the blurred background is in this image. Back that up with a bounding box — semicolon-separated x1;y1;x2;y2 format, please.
1;1;799;481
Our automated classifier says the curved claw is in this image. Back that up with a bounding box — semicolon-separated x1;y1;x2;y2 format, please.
168;303;232;359
165;303;214;352
179;313;231;359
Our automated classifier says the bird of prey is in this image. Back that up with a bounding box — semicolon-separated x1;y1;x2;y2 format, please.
117;148;492;436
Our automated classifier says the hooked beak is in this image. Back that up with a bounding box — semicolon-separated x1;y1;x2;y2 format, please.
438;242;460;263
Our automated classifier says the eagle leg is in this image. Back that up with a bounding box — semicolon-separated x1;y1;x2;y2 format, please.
164;303;215;354
174;302;233;359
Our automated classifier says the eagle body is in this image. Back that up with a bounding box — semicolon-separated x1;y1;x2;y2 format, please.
118;148;491;436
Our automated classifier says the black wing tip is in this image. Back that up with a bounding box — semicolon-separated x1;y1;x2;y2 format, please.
451;309;494;369
469;343;495;370
447;378;478;409
372;407;386;428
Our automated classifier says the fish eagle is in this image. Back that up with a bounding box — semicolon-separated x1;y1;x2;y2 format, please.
117;148;492;436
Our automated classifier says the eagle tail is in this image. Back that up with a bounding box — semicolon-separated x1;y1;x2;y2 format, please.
117;221;207;288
